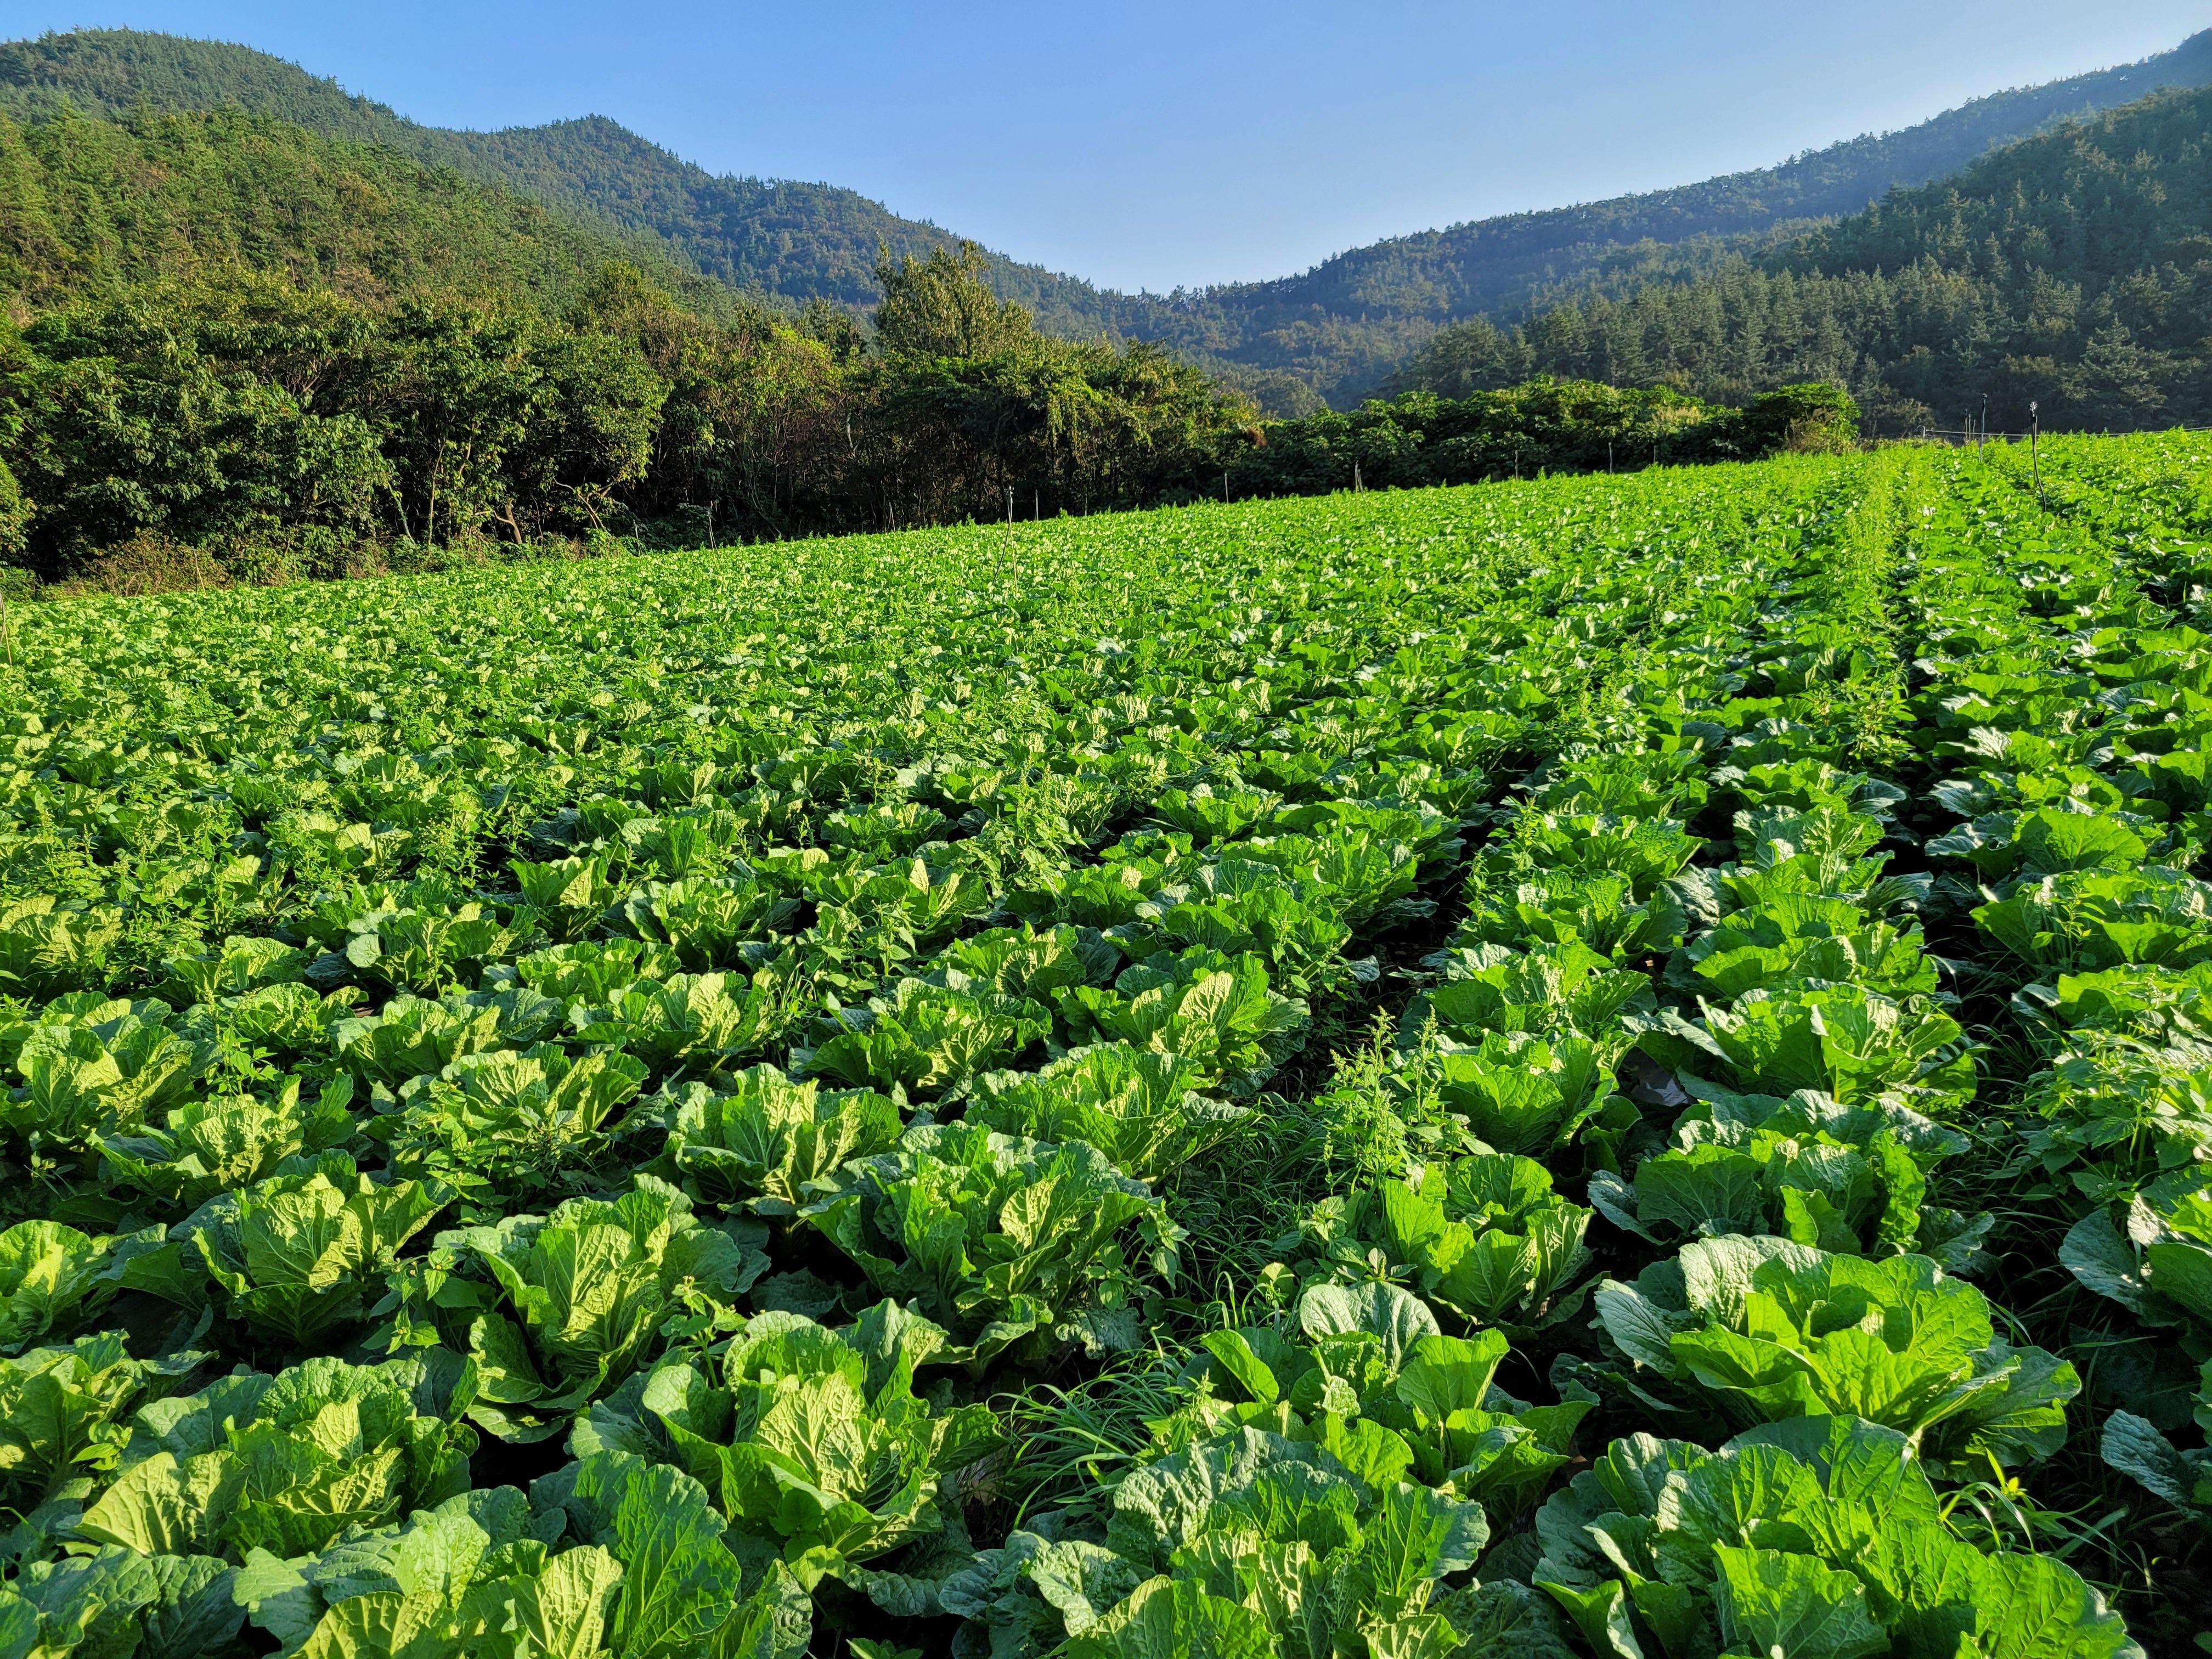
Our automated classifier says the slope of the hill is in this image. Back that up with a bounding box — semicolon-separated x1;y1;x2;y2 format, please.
0;101;753;321
1386;83;2212;432
1145;28;2212;401
0;30;1113;329
6;26;2209;410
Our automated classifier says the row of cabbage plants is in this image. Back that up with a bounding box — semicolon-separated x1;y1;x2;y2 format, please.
0;442;2202;1657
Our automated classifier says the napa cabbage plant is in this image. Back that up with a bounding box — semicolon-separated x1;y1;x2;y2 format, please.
800;1122;1181;1363
512;937;682;1005
76;1352;477;1562
822;799;954;857
814;854;994;949
404;1176;769;1442
1408;939;1656;1056
1672;894;1939;1002
331;990;564;1093
0;896;125;1000
966;1043;1247;1182
1138;870;1356;997
0;1332;204;1513
1533;1414;2138;1659
510;854;626;944
1526;749;1710;820
1034;1421;1491;1659
2062;1182;2212;1523
1488;812;1702;900
1974;867;2212;976
0;1544;245;1659
1454;871;1690;961
1929;804;2155;887
1284;1155;1593;1331
371;1046;649;1211
1587;1127;1927;1260
935;922;1121;1002
100;1077;359;1219
0;1218;166;1353
1053;947;1308;1096
615;871;800;970
525;1451;812;1659
233;1452;810;1659
2;995;218;1156
1633;985;1973;1116
1237;822;1438;931
1150;783;1282;846
325;899;540;997
222;982;349;1062
801;975;1052;1101
575;1301;997;1609
1589;1237;2077;1474
660;1064;902;1214
154;934;311;1006
1433;1032;1620;1157
1715;758;1906;826
1713;806;1928;916
134;1153;449;1350
570;968;803;1077
1183;1282;1586;1518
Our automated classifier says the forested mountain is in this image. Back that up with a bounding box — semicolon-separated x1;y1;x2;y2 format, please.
1142;29;2212;402
0;114;1254;577
1383;84;2212;434
0;31;1115;330
5;25;2209;409
0;104;744;320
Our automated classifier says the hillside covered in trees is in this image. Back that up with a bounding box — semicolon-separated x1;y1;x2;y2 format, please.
0;19;2197;585
0;97;1263;572
1384;83;2212;433
0;32;1121;332
5;25;2209;409
0;96;1845;583
0;96;1848;585
0;104;740;320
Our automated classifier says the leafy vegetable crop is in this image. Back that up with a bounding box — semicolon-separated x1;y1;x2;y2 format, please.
0;439;2203;1652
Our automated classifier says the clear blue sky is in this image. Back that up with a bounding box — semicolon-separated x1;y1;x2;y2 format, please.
8;1;2208;292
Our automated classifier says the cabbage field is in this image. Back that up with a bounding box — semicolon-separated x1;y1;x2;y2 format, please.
0;435;2208;1657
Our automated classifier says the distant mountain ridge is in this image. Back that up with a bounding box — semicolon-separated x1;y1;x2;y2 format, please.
0;30;1116;330
1142;27;2212;402
1381;83;2212;435
3;25;2210;408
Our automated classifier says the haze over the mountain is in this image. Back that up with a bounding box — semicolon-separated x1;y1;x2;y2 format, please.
4;25;2208;409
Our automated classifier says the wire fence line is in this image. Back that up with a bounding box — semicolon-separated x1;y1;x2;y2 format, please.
1916;422;2212;444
